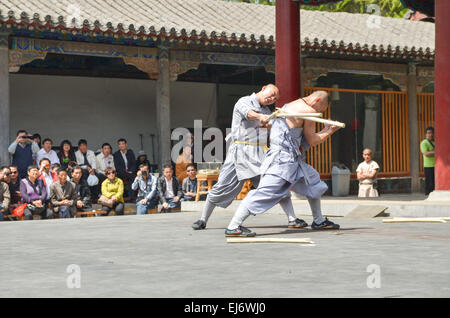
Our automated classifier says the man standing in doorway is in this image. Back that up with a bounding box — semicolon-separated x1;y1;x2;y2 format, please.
420;127;435;196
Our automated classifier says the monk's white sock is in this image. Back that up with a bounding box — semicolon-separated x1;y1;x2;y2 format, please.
227;203;250;230
279;196;297;222
200;199;216;223
308;198;326;224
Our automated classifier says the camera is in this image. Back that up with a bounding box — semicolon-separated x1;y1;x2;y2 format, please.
142;171;148;177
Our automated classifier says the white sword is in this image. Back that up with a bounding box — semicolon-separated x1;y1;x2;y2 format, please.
267;110;346;128
276;113;323;118
297;116;346;128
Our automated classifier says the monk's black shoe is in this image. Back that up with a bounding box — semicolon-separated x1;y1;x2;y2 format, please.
192;220;206;230
225;226;256;237
288;218;308;228
311;217;340;230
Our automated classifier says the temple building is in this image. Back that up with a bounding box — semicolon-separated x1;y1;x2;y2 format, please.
0;0;436;194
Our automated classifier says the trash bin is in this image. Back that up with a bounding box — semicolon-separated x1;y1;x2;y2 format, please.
331;165;351;196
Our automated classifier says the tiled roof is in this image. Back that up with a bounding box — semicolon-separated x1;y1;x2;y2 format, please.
0;0;435;60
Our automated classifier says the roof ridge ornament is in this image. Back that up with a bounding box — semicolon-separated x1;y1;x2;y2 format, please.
8;10;16;21
20;12;29;24
57;16;65;27
44;15;53;26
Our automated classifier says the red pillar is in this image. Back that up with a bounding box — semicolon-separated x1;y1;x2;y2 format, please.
434;0;450;191
276;0;300;107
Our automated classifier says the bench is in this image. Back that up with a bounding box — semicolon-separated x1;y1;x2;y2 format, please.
2;214;24;221
75;209;107;218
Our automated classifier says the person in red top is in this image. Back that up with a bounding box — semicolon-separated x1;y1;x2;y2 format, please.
37;158;58;200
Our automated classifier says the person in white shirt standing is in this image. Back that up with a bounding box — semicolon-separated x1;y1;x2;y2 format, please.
35;138;60;167
356;148;380;198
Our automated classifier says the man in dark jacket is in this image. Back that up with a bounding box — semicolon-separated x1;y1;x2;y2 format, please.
8;165;22;205
157;164;182;212
0;167;11;221
71;166;92;212
113;138;136;200
113;139;136;179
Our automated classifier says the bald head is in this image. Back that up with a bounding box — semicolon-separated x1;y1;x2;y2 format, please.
311;90;329;104
264;84;279;93
308;90;329;111
257;84;280;106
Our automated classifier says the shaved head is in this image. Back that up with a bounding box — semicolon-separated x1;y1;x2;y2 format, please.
307;90;329;111
311;91;329;104
257;84;280;106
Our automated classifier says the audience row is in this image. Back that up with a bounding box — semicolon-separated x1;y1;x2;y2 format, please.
1;129;201;220
0;162;201;221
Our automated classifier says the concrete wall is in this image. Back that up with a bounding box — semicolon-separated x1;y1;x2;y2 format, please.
9;74;216;165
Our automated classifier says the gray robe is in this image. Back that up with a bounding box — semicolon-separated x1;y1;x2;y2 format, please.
243;117;328;214
227;93;271;181
207;93;270;208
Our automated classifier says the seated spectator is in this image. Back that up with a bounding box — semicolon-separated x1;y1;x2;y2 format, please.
0;166;11;184
96;143;115;183
75;139;100;199
132;164;159;215
8;130;40;179
71;166;92;212
157;164;182;212
356;148;380;198
52;163;74;184
181;164;200;201
58;140;76;170
176;145;193;184
51;163;61;173
66;160;78;179
113;138;137;200
75;139;97;175
0;167;11;221
20;166;53;220
100;167;125;216
136;151;151;173
8;165;22;205
36;138;60;166
50;168;77;218
38;158;58;201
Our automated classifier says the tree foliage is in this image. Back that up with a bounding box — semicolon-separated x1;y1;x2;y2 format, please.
225;0;410;18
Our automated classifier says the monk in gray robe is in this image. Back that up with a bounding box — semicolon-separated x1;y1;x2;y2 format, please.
225;91;341;237
192;84;307;230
